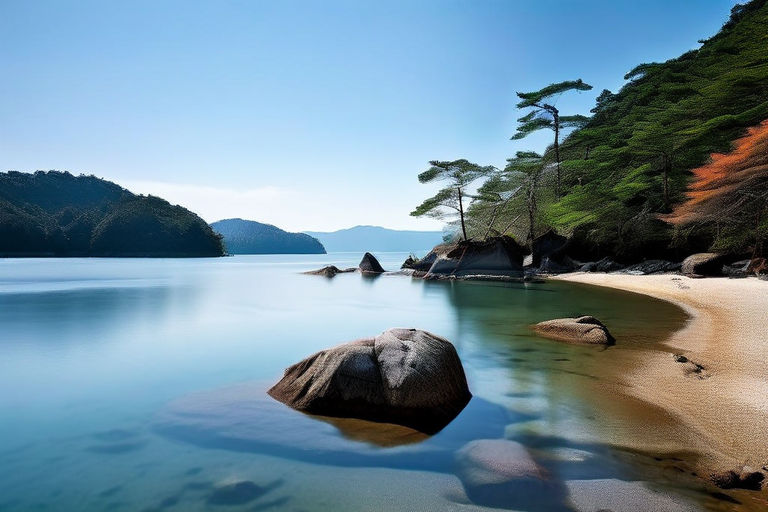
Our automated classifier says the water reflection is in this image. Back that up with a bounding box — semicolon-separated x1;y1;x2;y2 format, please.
0;256;723;512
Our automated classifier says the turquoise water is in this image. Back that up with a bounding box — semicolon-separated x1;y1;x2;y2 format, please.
0;254;722;511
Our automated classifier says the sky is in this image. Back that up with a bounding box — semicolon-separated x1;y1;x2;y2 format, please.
0;0;739;232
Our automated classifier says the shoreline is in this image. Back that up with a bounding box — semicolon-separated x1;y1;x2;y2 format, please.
550;272;768;478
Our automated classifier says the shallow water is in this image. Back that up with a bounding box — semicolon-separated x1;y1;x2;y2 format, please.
0;254;739;511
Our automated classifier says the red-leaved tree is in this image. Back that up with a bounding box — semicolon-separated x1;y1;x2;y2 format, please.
665;120;768;256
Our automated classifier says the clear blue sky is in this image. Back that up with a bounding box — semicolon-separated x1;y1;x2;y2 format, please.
1;0;738;231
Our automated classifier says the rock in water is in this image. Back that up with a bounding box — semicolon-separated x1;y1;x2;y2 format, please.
304;265;355;277
424;237;526;278
359;252;385;273
681;252;726;276
533;316;615;345
455;439;564;509
268;328;471;434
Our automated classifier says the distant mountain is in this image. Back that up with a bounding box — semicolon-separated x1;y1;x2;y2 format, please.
0;171;224;257
212;218;326;254
304;225;443;253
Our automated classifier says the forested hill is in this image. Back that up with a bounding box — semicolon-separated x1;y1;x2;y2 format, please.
211;219;326;254
551;0;768;259
0;171;224;257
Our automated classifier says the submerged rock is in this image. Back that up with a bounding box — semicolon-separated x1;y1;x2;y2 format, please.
153;381;510;471
207;480;282;506
268;328;471;434
424;237;526;279
304;265;356;277
533;316;615;346
359;252;385;273
454;439;564;509
681;253;726;276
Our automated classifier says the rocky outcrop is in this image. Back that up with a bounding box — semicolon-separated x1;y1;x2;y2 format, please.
538;255;580;274
531;230;569;267
710;467;765;490
268;328;471;434
401;249;440;271
359;252;385;273
423;237;526;279
533;316;615;345
681;252;726;276
304;265;355;277
454;439;564;509
622;260;681;275
578;258;624;273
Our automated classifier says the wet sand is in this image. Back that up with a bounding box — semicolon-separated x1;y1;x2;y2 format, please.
552;273;768;479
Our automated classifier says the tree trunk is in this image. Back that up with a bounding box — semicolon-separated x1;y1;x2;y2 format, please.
754;199;766;258
662;154;670;212
527;183;537;249
553;110;561;198
458;187;467;241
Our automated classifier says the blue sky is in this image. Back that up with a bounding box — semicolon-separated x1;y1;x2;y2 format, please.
1;0;738;231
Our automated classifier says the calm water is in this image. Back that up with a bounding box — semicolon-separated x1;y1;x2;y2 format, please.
0;254;724;511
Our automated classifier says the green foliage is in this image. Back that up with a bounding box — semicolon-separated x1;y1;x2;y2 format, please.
0;171;224;256
546;0;768;258
411;159;494;240
515;79;593;109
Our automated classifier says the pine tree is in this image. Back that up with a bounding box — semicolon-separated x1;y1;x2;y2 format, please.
410;160;493;241
511;79;593;197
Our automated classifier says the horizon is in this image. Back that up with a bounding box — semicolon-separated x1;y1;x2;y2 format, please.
1;0;739;231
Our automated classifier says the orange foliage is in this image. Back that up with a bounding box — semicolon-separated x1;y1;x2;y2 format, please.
666;120;768;224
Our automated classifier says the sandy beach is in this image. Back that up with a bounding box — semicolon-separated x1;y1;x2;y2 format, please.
552;273;768;477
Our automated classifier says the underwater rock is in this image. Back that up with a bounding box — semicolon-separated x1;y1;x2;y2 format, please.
153;381;510;472
454;439;564;509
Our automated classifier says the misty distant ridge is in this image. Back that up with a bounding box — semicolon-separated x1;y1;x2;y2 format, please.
304;225;443;253
211;218;325;254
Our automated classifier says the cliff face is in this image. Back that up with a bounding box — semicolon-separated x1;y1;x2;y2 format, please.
211;218;326;254
0;171;224;257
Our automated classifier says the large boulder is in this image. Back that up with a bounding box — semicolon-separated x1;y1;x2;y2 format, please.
533;316;615;346
454;439;564;509
622;260;681;275
595;257;625;272
424;237;526;279
359;252;385;273
268;328;472;434
681;252;726;276
531;230;568;267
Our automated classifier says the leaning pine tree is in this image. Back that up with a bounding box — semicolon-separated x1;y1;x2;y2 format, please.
511;79;592;197
410;160;493;241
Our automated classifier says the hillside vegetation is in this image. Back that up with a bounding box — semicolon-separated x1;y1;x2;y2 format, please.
211;218;326;254
460;0;768;261
0;171;224;257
